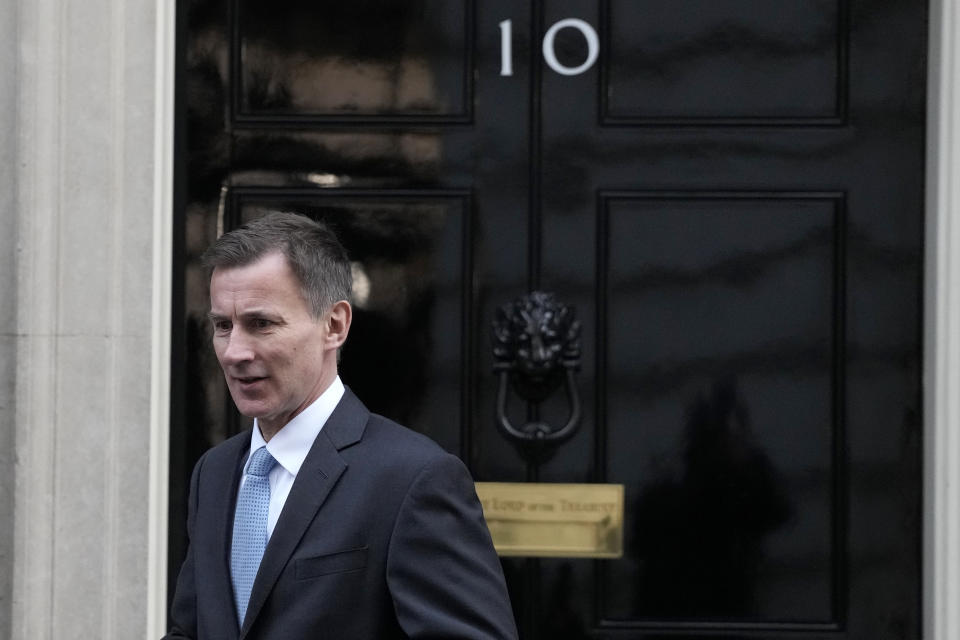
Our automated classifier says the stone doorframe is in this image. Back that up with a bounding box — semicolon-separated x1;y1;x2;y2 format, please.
3;0;175;637
925;0;960;637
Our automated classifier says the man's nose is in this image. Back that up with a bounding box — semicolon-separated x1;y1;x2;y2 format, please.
219;329;255;365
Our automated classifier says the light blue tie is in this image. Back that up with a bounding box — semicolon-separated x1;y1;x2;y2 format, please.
231;446;277;626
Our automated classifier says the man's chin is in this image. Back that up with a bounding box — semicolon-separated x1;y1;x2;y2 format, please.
227;394;274;421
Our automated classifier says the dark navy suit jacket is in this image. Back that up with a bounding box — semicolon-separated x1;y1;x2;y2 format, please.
164;388;518;639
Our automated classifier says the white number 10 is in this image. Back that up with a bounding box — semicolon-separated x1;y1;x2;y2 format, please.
499;18;600;77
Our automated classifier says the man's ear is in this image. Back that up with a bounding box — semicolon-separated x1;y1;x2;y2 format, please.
324;300;352;350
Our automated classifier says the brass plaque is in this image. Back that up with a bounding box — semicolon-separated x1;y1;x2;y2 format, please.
475;482;624;558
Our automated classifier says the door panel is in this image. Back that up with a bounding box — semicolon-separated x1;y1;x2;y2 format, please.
604;0;845;123
601;193;839;623
172;0;924;637
236;0;471;120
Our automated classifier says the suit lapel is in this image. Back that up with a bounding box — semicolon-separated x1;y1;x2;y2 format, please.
204;435;249;639
239;389;369;638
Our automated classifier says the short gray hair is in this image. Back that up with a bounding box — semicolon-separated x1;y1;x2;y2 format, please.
201;212;352;318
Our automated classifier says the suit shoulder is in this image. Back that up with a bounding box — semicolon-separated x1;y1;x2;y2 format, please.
365;413;448;452
355;413;458;469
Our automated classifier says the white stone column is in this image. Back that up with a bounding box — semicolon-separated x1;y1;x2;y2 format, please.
0;1;20;638
9;0;172;638
926;0;960;639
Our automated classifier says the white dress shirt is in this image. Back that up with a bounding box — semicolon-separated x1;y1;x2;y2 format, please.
240;376;346;539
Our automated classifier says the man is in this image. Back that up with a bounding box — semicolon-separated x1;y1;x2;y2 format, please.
165;212;518;639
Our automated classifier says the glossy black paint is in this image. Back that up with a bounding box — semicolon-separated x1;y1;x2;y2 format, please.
172;0;925;637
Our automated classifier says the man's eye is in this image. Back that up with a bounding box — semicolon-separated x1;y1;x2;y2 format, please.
252;318;273;330
213;321;232;333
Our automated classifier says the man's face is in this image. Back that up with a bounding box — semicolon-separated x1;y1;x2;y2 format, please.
209;251;335;438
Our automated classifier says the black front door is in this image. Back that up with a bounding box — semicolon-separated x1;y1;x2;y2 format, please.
172;1;926;637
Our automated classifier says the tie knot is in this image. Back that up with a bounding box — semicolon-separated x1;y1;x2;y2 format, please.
246;447;277;477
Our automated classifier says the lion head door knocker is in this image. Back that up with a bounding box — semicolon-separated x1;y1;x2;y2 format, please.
491;291;582;463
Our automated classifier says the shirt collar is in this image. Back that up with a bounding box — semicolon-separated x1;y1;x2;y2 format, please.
247;376;346;477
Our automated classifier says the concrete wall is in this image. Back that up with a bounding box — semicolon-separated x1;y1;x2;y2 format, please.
8;0;166;637
1;1;19;637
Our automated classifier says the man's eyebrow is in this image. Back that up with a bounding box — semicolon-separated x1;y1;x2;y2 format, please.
209;309;282;320
237;308;278;318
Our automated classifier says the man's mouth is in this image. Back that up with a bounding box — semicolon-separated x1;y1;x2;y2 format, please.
234;375;267;385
